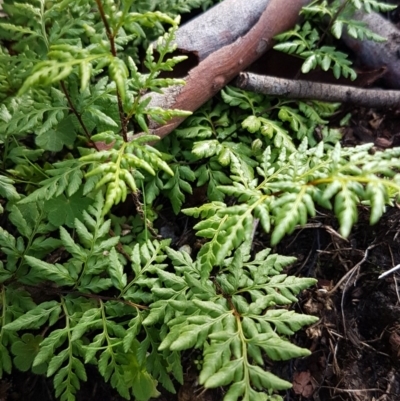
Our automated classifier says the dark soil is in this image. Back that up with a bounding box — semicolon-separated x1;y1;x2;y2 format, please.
274;207;400;401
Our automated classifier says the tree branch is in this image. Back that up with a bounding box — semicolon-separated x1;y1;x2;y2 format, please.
144;0;311;139
234;72;400;108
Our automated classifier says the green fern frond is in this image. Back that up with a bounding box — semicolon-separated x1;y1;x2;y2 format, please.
157;247;318;401
350;0;397;13
19;160;83;204
275;0;395;79
2;1;397;401
81;138;173;216
187;142;400;248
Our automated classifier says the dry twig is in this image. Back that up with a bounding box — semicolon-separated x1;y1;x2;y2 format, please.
235;73;400;108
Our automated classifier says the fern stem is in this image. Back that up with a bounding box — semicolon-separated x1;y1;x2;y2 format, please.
311;176;400;192
95;0;128;142
316;0;350;50
55;289;149;310
95;0;116;56
236;315;251;396
39;0;49;49
59;81;98;150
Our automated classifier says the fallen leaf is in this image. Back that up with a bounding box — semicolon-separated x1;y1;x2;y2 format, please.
293;370;314;398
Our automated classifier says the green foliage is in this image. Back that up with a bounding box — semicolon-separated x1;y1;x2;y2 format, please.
81;137;174;216
156;247;318;401
1;0;399;400
0;0;191;217
0;192;317;401
11;333;46;374
274;0;396;79
186;138;400;250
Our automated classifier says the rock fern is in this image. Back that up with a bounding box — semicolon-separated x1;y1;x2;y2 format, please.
274;0;395;79
0;0;399;401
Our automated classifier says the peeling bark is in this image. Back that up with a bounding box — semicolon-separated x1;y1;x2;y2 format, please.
173;0;273;62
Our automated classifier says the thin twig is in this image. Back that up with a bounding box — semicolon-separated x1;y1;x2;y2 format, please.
319;386;386;393
331;243;380;338
329;243;379;295
297;223;349;242
378;264;400;279
328;328;390;356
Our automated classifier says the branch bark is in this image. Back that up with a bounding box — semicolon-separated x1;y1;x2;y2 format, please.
144;0;311;139
235;72;400;108
172;0;275;62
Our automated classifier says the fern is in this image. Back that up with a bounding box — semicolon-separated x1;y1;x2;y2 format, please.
274;0;396;79
274;22;357;80
2;0;399;400
156;247;318;401
1;0;190;218
186;140;400;256
81;137;174;215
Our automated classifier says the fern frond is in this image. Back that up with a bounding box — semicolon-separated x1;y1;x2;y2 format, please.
19;160;83;204
81;139;173;216
188;142;400;247
157;247;317;401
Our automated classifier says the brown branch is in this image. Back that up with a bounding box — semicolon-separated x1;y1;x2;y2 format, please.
143;0;311;139
172;0;280;62
234;72;400;108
